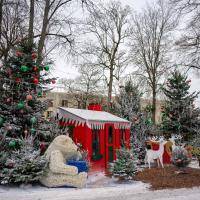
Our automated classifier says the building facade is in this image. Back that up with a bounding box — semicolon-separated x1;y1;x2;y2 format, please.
43;91;164;123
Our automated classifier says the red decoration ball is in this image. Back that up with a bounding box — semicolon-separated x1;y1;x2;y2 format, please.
7;161;15;168
33;78;39;85
16;51;23;57
31;52;37;59
40;142;46;154
19;109;24;114
26;94;33;101
15;78;21;83
6;125;12;130
52;79;56;84
6;98;11;103
33;66;38;71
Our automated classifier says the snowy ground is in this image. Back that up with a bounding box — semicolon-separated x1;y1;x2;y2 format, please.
0;161;199;200
0;182;200;200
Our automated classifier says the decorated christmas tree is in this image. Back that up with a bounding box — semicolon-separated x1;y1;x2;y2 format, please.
0;42;57;184
161;70;200;141
110;148;138;180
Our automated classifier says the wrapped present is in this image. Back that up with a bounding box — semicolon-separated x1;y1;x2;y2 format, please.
67;160;88;173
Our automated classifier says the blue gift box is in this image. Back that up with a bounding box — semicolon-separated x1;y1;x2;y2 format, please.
67;160;88;173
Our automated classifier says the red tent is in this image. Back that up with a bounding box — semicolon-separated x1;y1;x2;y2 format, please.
56;106;131;172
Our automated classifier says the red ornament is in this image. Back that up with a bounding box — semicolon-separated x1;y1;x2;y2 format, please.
40;142;46;154
33;66;38;72
6;98;11;103
16;51;23;57
15;78;21;83
7;161;15;168
26;94;33;101
6;68;12;76
19;109;24;114
31;52;37;60
52;79;56;84
6;125;12;131
33;78;39;85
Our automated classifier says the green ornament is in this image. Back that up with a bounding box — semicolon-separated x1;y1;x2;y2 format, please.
17;102;24;109
37;91;42;97
30;117;37;124
2;168;9;173
44;65;49;71
30;128;36;134
0;117;4;126
20;65;29;72
9;140;16;148
146;118;153;125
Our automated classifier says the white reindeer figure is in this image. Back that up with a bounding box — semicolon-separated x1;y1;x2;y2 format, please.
146;139;167;169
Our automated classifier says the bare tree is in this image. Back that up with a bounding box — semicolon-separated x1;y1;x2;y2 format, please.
37;0;76;63
60;64;102;108
78;1;131;110
28;0;35;45
170;0;200;70
170;0;200;12
130;0;178;123
0;0;87;63
0;0;28;61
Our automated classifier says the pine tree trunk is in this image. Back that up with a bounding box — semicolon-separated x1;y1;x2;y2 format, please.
28;0;35;45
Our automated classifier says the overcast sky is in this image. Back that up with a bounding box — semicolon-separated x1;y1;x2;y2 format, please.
52;0;200;106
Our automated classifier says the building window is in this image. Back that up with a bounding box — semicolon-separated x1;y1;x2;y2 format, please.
120;129;126;147
92;129;102;160
47;111;53;118
61;100;68;107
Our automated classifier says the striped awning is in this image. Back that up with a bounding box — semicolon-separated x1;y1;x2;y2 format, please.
56;107;131;130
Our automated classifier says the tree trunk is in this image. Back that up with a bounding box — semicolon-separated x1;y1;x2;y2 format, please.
28;0;35;45
37;0;50;64
152;87;156;124
107;67;114;111
0;0;3;42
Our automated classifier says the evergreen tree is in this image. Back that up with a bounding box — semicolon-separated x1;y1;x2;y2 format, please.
115;80;154;164
161;70;200;140
110;148;138;180
0;136;47;184
0;42;57;184
172;146;191;169
117;80;141;121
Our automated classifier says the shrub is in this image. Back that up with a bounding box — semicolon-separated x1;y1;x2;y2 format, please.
172;146;191;168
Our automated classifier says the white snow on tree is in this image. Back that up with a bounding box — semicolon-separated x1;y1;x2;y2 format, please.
110;148;138;180
0;136;47;184
172;146;191;169
113;80;154;164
